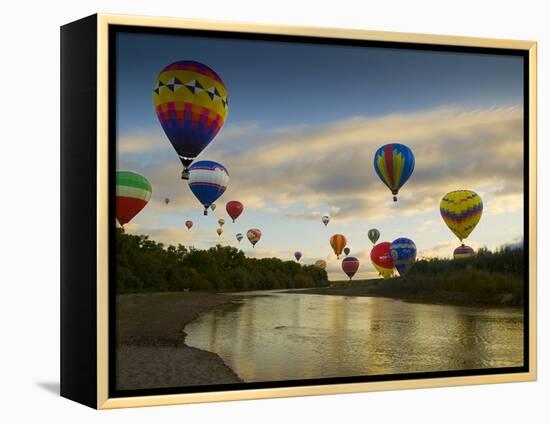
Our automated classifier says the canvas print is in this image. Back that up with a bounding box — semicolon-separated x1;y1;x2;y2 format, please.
113;29;526;393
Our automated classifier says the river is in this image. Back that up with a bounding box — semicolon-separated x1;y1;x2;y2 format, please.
185;291;524;382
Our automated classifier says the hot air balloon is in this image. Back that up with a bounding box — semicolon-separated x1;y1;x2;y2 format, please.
454;245;475;259
344;247;351;256
370;242;394;279
236;233;244;243
188;160;229;215
330;234;347;259
315;260;327;270
210;203;217;211
153;61;228;179
185;220;193;230
216;227;223;237
390;238;417;276
247;229;262;247
226;201;244;222
116;171;152;226
322;215;330;226
342;257;360;280
368;229;380;245
440;190;483;243
294;251;302;262
164;198;170;205
218;218;225;227
374;143;415;202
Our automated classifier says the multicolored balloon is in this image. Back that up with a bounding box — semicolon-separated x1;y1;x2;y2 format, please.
344;247;351;256
185;220;193;230
153;61;228;178
374;143;415;202
330;234;347;259
116;171;152;226
218;218;225;227
236;233;243;243
368;229;380;245
226;201;244;222
188;160;229;215
370;242;394;279
247;229;262;247
440;190;483;242
294;251;302;262
315;260;327;270
454;245;475;259
322;215;330;226
216;227;223;237
390;238;417;276
342;257;360;280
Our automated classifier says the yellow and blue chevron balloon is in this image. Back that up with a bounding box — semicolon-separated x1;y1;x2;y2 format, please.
374;143;415;202
440;190;483;242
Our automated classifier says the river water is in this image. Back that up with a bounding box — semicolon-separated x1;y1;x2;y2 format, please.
185;291;524;382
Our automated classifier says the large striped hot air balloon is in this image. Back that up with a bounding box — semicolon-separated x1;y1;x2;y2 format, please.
342;256;360;280
153;61;228;179
330;234;347;259
374;143;415;202
115;171;152;226
188;160;229;215
440;190;483;243
454;245;475;259
390;237;417;276
368;228;380;245
370;242;394;279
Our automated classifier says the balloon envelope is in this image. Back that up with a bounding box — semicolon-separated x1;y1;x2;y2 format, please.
330;234;347;259
342;256;360;280
116;171;152;226
164;198;170;205
390;238;417;276
315;260;327;270
216;227;223;236
210;203;217;211
344;247;351;256
322;215;330;226
368;229;380;245
370;242;394;279
374;143;415;201
294;251;302;262
236;233;243;242
218;218;225;227
185;220;193;230
226;201;244;222
247;229;262;247
188;161;229;215
440;190;483;241
454;245;475;259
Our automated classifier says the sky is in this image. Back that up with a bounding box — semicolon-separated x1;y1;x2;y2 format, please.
116;31;525;281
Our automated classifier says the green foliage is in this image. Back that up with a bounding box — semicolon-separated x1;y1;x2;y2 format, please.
115;229;328;294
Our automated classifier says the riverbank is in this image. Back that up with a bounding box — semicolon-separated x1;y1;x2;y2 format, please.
116;292;243;390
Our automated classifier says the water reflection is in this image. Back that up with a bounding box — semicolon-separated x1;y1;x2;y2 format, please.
185;291;523;382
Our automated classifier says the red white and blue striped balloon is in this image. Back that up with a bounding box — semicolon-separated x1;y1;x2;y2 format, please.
188;160;229;215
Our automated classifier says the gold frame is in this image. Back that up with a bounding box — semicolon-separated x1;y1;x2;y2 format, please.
96;13;537;409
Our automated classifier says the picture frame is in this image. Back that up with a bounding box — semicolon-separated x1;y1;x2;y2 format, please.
60;13;537;409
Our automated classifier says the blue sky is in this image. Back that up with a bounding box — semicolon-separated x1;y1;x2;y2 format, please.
116;31;524;280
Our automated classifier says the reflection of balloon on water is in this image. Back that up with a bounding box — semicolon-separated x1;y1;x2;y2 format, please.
226;201;244;222
374;143;415;202
153;61;228;179
247;229;262;247
368;229;380;245
440;190;483;243
370;242;394;279
294;251;302;262
390;238;417;276
330;234;347;259
164;198;170;205
454;245;475;259
210;203;217;211
236;233;243;243
342;257;360;280
315;260;327;270
188;161;229;215
218;218;225;227
322;215;330;226
116;171;152;226
185;220;193;230
344;247;350;256
216;227;223;237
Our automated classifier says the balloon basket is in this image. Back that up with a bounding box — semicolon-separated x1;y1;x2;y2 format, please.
203;209;208;216
393;196;397;202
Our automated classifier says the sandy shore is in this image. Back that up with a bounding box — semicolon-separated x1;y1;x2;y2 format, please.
116;292;243;391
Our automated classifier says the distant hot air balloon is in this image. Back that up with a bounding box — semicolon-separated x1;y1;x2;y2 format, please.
330;234;347;259
440;190;483;243
153;61;228;179
185;220;193;230
236;233;244;243
294;251;302;262
226;201;244;222
218;218;225;227
247;229;262;247
216;227;223;237
322;215;330;226
164;198;170;205
315;260;327;270
342;257;360;280
188;161;229;215
116;171;152;226
210;203;217;211
374;143;415;202
344;247;351;256
370;242;394;279
454;245;475;259
390;238;417;276
368;229;380;245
